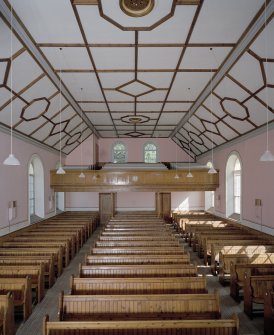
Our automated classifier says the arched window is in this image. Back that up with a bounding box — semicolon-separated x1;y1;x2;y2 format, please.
144;143;158;163
112;142;127;163
226;152;242;218
205;161;215;210
233;158;241;214
28;155;45;223
28;163;35;217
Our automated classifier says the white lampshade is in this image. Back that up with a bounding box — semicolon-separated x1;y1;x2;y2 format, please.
79;172;85;178
208;166;217;174
56;166;66;174
186;171;193;178
260;149;274;162
174;173;179;179
3;153;20;166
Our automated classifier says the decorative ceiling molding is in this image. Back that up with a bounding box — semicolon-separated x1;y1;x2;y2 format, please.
170;0;274;138
0;0;99;139
72;0;201;5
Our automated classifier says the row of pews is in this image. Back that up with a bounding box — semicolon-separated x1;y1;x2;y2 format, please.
44;212;239;335
0;211;99;335
174;211;274;335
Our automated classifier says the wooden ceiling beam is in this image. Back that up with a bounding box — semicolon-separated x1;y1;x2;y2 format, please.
72;0;201;5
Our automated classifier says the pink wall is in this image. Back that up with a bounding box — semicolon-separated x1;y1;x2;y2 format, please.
0;130;60;234
65;192;99;210
66;135;95;165
197;128;274;232
172;192;205;211
116;192;155;210
98;138;192;163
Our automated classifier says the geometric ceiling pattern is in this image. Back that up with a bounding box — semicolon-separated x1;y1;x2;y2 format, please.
0;0;273;157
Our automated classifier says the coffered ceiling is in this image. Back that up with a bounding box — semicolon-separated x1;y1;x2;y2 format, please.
0;0;273;157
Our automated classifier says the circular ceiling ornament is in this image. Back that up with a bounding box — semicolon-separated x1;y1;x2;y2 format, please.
120;0;155;17
121;114;150;124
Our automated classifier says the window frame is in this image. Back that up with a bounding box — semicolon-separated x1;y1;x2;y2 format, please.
112;142;128;163
144;142;158;163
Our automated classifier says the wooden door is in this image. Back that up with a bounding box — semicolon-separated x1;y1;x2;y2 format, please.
99;193;116;224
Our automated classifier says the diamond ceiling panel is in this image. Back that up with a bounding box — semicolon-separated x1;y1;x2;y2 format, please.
0;0;272;157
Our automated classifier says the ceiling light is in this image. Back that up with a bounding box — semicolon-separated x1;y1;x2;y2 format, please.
186;171;193;178
120;0;154;17
260;0;274;162
208;165;217;174
174;173;179;179
3;2;20;166
78;88;85;179
56;48;65;175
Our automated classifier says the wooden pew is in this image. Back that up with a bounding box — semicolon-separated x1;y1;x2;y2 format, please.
85;253;190;265
244;274;274;319
79;263;197;278
0;255;55;288
0;292;15;335
230;263;274;301
211;243;274;274
43;314;240;335
58;291;220;321
1;241;70;267
264;290;274;335
43;221;89;241
99;235;176;241
70;275;207;295
218;252;274;283
91;247;185;255
0;264;45;302
101;231;169;236
0;277;32;321
0;247;63;276
95;240;180;247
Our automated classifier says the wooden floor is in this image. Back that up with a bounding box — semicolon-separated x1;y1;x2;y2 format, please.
15;221;263;335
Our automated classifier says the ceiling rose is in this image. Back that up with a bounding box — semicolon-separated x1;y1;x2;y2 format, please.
120;0;155;17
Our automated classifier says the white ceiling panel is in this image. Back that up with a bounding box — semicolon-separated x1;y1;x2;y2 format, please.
21;77;57;101
0;98;26;126
105;90;134;101
195;105;219;123
91;48;134;70
189;115;205;133
250;16;274;58
137;103;162;112
61;72;104;100
214;77;250;101
216;121;238;140
139;6;197;44
0;19;23;57
190;0;264;43
13;0;83;43
42;47;92;70
77;5;134;44
0;61;7;84
138;47;182;69
51;106;77;123
108;103;134;112
99;73;135;88
0;87;11;109
163;102;192;112
97;125;116;130
80;102;107;112
7;52;43;92
137;90;167;101
44;95;68;119
112;113;133;119
87;113;113;125
62;142;79;155
31;123;53;141
224;116;254;134
15;117;46;135
137;112;159;120
65;117;82;134
180;47;231;69
244;98;274;127
168;72;212;101
154;130;172;137
256;87;274;110
229;52;264;93
137;72;173;88
203;94;226;118
158;113;184;125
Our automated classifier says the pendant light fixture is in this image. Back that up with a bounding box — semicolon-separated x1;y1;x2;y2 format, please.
56;48;66;175
79;88;85;178
186;88;193;178
260;0;274;161
3;1;20;166
208;48;217;174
